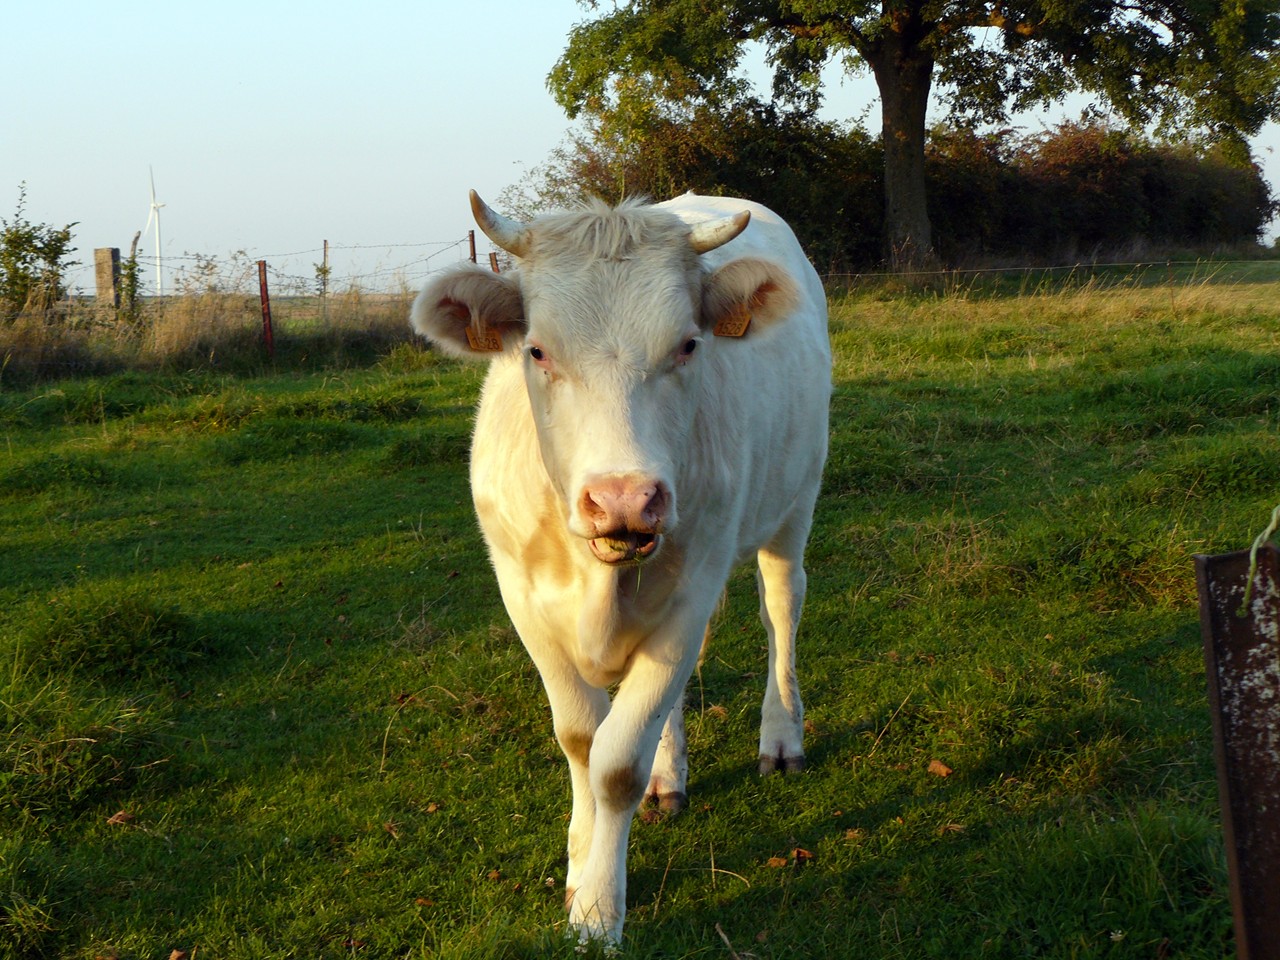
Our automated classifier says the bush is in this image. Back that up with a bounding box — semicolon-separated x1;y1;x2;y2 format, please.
0;185;76;321
512;114;1275;269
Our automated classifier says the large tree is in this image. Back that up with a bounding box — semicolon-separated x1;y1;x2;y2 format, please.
549;0;1280;267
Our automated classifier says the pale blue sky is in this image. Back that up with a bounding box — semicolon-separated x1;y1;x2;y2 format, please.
5;1;1276;294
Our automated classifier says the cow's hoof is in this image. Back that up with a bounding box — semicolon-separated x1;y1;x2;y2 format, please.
758;753;806;775
641;790;687;817
658;791;687;815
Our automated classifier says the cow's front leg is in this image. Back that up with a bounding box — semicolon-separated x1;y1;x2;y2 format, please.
553;687;610;898
519;640;611;900
567;634;702;944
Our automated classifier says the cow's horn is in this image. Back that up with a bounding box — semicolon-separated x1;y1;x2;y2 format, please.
470;190;531;259
689;210;751;254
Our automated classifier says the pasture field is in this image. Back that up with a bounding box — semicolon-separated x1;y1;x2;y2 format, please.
2;270;1278;959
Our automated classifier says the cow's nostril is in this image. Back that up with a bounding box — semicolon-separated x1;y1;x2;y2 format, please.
580;489;607;523
642;487;667;527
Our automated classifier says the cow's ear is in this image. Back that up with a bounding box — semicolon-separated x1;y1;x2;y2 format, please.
410;264;526;359
700;257;800;338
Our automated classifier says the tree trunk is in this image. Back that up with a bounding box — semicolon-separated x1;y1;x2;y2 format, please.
866;12;936;271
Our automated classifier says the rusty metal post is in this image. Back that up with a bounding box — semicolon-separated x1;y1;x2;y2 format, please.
1195;545;1280;960
488;251;500;273
257;260;275;361
468;229;477;264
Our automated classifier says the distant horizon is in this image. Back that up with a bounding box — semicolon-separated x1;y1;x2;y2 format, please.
6;0;1276;298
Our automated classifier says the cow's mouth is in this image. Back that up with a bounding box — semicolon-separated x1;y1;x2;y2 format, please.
589;532;661;565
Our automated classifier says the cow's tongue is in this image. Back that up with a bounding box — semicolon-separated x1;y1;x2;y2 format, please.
589;532;659;564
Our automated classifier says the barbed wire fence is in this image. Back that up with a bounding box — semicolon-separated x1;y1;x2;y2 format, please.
10;235;1277;381
67;234;492;357
153;235;476;302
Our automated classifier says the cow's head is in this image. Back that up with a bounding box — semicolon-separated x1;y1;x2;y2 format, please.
411;192;799;566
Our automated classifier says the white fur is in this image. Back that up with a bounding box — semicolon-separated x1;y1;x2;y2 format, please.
411;193;830;943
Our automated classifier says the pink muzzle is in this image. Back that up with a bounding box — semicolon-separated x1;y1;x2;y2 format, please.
577;474;670;564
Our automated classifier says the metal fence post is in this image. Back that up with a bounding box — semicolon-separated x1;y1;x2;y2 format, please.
1195;545;1280;960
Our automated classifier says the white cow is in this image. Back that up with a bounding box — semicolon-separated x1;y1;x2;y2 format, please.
411;190;830;943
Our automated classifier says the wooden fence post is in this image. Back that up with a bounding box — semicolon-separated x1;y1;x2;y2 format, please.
488;252;500;273
95;248;121;308
321;238;330;324
468;230;477;264
257;260;275;360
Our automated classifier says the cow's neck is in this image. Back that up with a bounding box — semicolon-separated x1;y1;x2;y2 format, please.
572;547;683;687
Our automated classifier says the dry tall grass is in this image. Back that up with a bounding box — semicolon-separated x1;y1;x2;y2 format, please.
0;287;417;385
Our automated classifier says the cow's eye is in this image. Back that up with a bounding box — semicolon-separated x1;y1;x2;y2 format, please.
681;339;698;356
528;345;546;362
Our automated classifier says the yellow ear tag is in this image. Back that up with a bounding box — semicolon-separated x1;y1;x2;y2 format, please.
713;304;752;337
465;323;503;353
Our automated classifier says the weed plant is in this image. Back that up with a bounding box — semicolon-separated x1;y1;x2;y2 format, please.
0;268;1277;958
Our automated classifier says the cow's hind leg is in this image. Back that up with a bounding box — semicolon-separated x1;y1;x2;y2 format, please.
643;624;709;814
755;511;813;774
644;694;689;814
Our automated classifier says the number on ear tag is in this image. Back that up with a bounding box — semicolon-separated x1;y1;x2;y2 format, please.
465;324;503;353
713;304;752;337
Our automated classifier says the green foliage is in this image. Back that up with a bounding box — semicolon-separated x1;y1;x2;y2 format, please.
510;113;1275;267
927;122;1278;261
554;0;1280;145
550;0;1280;264
0;185;77;320
0;273;1277;956
116;241;143;331
502;97;885;267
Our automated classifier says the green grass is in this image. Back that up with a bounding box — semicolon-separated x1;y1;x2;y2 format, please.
1;274;1276;959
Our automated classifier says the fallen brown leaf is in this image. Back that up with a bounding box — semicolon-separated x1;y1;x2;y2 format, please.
766;856;789;868
106;810;134;826
169;950;189;960
487;869;502;881
792;847;815;864
928;759;954;778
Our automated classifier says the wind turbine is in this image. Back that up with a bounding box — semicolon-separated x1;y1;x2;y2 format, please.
144;167;165;297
